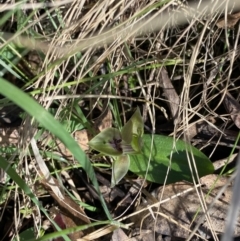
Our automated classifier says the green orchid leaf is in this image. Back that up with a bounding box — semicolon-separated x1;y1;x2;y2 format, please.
111;155;130;187
88;128;122;156
129;134;214;184
121;107;143;154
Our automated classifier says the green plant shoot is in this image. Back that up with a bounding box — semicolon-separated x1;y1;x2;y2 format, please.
121;107;143;154
88;107;144;187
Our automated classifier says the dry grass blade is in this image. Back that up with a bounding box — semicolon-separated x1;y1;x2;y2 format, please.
1;0;239;56
129;175;238;240
40;177;93;228
0;0;74;11
31;138;64;200
78;224;123;241
2;0;240;240
31;132;93;235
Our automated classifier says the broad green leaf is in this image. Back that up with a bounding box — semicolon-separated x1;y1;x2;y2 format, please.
88;128;122;156
111;155;130;187
13;228;35;241
121;107;143;154
129;134;214;184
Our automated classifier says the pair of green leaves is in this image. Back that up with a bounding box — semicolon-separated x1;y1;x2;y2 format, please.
88;108;143;187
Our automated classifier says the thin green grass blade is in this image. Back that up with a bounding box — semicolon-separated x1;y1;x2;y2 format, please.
29;220;127;241
0;156;71;241
0;77;111;220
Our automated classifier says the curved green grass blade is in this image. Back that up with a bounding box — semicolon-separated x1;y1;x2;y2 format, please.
0;77;111;220
130;134;214;184
0;156;71;241
29;220;127;241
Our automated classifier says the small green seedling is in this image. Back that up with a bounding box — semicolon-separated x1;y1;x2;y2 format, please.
88;107;143;187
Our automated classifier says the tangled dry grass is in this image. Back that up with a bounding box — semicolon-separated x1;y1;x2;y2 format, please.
1;0;240;240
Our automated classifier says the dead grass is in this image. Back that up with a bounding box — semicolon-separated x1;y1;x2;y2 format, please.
1;0;240;240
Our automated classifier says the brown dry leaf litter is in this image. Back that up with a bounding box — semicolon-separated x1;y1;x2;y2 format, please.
50;208;84;241
112;228;129;241
40;176;94;239
183;117;239;147
223;91;240;129
131;174;238;240
158;67;181;125
94;107;113;132
0;126;90;155
216;12;240;28
0;126;25;146
55;129;90;157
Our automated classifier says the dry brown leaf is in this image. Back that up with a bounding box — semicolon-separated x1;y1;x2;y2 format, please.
158;67;181;125
184;117;239;144
223;92;240;129
40;176;94;237
56;129;90;157
0;126;23;146
111;228;129;241
95;107;112;131
51;209;84;241
74;129;90;151
55;138;71;157
0;125;90;152
31;139;65;200
213;153;238;172
216;12;240;28
132;174;239;240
